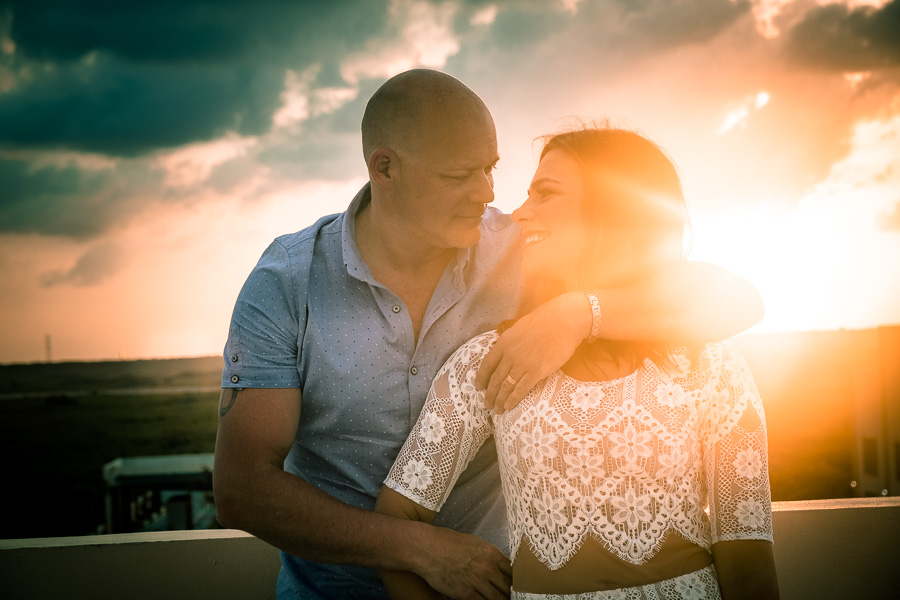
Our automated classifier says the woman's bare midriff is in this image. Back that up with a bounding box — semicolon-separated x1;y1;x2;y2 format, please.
512;531;713;594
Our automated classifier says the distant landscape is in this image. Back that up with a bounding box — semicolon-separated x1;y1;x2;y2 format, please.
0;357;222;539
1;326;897;539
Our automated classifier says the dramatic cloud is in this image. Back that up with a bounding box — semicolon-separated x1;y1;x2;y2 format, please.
450;0;750;93
0;55;284;156
0;157;117;237
0;0;392;156
785;0;900;72
7;0;390;66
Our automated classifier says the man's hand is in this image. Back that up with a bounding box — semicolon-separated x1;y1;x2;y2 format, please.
376;487;511;599
417;527;512;600
476;292;589;412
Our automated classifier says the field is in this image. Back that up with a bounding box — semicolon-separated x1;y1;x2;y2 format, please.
0;357;222;539
3;326;898;540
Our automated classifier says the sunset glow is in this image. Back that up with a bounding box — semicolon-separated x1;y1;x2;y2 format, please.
1;0;899;363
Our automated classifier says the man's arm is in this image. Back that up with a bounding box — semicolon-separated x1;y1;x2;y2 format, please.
374;487;512;600
477;261;764;410
213;387;509;596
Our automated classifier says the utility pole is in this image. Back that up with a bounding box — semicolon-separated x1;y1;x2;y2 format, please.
45;334;52;363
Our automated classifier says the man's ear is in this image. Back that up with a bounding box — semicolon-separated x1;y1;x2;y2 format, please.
368;148;397;189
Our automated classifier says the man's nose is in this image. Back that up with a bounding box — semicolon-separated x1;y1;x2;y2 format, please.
473;170;495;204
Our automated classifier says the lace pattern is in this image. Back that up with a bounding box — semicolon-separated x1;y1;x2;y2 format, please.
384;332;773;569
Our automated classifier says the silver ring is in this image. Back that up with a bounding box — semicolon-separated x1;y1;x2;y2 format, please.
504;374;517;386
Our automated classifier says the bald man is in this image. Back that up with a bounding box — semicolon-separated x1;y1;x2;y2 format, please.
214;69;763;599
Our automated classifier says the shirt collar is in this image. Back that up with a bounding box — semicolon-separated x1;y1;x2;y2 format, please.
342;183;375;283
341;182;472;288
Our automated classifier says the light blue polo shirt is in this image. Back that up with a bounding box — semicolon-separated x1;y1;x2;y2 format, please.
222;184;524;599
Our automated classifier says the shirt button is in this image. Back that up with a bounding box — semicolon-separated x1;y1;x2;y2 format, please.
230;355;238;362
410;366;418;375
392;305;401;313
230;374;239;384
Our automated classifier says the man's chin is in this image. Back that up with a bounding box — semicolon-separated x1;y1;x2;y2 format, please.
454;229;482;248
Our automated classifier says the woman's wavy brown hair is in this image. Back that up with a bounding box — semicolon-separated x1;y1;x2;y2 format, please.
504;125;693;373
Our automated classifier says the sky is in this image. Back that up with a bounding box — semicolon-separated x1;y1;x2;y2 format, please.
1;0;899;363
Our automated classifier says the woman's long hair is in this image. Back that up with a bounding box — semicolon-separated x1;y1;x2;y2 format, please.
505;125;693;373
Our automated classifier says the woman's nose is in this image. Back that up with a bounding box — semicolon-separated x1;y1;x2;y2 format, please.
512;204;532;224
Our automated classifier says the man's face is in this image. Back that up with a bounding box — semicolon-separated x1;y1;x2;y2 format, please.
392;115;499;250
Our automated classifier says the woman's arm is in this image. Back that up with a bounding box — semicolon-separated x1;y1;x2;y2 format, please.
374;486;512;599
712;540;780;599
478;260;764;411
702;345;778;599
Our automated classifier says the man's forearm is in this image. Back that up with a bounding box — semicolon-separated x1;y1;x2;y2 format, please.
216;465;430;573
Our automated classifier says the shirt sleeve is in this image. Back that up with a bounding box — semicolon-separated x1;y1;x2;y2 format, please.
384;332;499;512
221;238;306;389
699;344;774;544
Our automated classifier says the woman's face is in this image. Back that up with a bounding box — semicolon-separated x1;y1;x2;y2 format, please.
513;148;589;288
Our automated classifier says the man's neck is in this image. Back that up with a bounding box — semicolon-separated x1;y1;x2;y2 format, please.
354;201;456;341
354;200;455;279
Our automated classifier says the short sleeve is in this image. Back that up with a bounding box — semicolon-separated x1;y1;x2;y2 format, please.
221;238;308;389
699;344;774;544
384;332;498;511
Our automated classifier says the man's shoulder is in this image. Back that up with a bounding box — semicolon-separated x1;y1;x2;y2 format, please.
273;211;345;254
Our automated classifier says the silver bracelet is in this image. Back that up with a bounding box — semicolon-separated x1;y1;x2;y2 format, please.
585;292;602;341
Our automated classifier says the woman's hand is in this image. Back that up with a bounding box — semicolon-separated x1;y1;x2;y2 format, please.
476;292;590;412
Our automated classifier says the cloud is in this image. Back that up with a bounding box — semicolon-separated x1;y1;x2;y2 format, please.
7;0;391;65
447;0;750;105
0;0;754;159
785;0;900;72
0;0;393;156
717;90;771;135
0;157;112;237
0;53;284;156
39;242;124;287
155;135;257;188
0;156;165;238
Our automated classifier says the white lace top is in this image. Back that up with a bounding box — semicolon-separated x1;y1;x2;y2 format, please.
385;331;773;569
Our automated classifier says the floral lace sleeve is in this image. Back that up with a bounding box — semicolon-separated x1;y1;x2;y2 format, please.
697;344;774;544
384;331;498;511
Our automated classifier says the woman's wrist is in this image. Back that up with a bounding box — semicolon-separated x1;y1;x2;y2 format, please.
584;292;603;341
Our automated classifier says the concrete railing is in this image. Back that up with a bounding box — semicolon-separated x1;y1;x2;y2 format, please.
2;497;898;599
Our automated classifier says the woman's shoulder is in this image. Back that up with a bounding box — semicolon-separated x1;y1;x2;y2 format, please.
668;341;749;383
445;330;500;368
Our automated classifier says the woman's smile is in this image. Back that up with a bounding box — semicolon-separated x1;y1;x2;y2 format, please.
524;231;551;246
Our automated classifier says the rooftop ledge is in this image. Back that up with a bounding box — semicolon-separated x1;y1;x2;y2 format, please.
2;497;898;600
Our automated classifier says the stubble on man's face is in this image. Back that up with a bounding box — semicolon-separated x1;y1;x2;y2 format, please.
396;113;498;250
